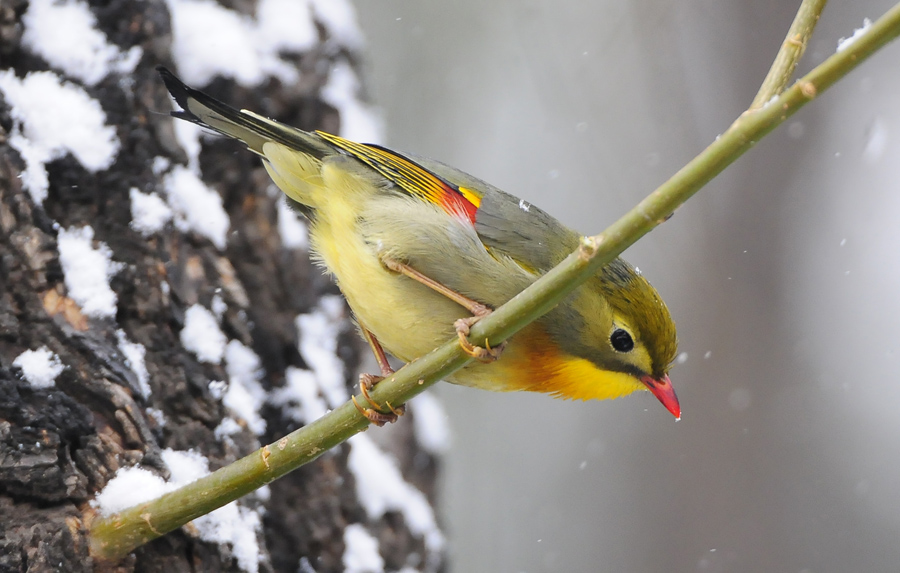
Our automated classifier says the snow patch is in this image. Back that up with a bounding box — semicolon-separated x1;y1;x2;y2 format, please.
193;501;263;573
161;0;383;204
0;70;119;204
94;448;263;573
165;0;318;87
214;416;243;439
223;340;267;435
152;156;172;175
57;226;123;318
310;0;364;49
296;296;348;408
172;119;203;172
22;0;142;86
180;304;227;364
410;392;451;455
277;198;309;249
93;467;170;514
116;330;151;399
130;188;173;236
343;523;385;573
162;450;263;573
256;0;317;55
348;434;444;552
163;165;230;250
162;448;210;484
13;347;65;389
211;294;227;319
269;366;328;424
209;379;228;399
166;0;266;86
146;407;167;427
837;18;872;53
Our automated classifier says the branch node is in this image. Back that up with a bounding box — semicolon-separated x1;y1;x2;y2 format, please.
141;513;161;536
799;81;818;98
261;445;271;469
579;235;601;260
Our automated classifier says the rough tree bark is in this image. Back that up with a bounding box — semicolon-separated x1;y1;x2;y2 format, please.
0;1;443;571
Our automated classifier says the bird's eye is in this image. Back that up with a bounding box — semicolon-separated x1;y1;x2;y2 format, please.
610;329;634;352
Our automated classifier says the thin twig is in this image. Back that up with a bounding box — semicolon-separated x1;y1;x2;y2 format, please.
750;0;828;109
89;1;900;560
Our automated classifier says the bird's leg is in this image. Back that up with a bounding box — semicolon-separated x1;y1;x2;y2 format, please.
381;256;506;363
381;256;491;316
353;326;405;426
359;327;396;407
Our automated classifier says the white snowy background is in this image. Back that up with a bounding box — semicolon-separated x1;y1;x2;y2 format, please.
353;1;900;572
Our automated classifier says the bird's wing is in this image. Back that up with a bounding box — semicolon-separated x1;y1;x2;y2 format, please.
317;134;581;273
470;183;581;273
413;156;582;272
315;132;482;225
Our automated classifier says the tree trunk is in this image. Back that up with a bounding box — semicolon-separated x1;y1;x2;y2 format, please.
0;1;444;571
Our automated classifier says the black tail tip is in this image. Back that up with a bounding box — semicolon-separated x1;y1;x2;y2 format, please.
157;66;187;102
156;66;201;123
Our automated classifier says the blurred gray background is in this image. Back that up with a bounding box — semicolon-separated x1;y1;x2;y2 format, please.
351;1;900;571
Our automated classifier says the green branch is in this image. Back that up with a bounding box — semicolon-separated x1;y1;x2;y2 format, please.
89;1;900;560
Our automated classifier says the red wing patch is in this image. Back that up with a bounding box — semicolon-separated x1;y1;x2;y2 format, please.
316;131;481;224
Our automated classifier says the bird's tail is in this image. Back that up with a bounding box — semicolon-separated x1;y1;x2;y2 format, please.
157;66;332;159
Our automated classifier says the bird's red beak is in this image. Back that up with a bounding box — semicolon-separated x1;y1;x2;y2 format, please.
640;374;681;419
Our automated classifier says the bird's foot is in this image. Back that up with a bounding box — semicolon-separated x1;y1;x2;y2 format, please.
353;396;405;426
455;316;507;363
352;372;405;426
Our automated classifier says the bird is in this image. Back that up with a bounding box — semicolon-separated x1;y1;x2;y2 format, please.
157;66;681;424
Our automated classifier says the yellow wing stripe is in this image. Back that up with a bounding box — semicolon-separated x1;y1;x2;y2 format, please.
458;186;481;208
316;131;481;220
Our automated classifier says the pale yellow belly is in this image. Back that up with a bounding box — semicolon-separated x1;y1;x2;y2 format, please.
305;160;526;392
310;196;469;364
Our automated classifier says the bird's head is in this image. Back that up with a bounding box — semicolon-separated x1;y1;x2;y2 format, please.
546;258;680;417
